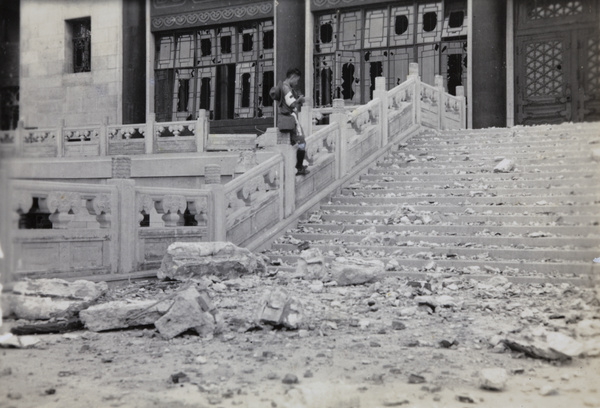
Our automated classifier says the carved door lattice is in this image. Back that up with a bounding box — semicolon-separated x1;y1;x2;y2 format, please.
524;40;564;98
515;0;599;124
527;0;584;20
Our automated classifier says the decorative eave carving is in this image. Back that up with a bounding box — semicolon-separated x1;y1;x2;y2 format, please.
151;1;273;31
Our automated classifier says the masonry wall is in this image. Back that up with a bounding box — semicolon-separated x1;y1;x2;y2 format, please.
20;0;123;127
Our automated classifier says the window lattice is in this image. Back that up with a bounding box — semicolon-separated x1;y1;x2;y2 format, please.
525;40;564;97
527;0;584;20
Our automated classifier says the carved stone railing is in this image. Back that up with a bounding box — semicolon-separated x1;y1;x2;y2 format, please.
10;180;119;277
2;64;466;280
107;123;146;155
224;154;283;247
134;186;215;270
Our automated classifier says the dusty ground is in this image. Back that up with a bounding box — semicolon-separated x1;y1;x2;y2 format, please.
1;271;599;408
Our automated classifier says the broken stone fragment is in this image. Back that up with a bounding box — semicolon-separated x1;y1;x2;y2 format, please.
296;248;326;280
158;241;267;281
4;294;88;321
502;336;571;361
257;288;303;329
80;299;173;332
330;257;384;286
479;368;508;391
3;278;108;321
493;159;515;173
12;278;108;301
154;287;219;339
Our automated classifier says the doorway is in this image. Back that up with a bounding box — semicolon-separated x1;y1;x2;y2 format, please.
514;0;600;124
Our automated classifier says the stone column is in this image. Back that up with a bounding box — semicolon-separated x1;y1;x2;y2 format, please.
269;130;295;217
372;76;388;146
330;99;347;177
435;74;445;130
204;164;226;241
456;86;467;129
407;63;421;126
196;109;208;153
108;156;135;273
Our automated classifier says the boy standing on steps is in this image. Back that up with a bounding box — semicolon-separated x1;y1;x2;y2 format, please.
278;68;310;175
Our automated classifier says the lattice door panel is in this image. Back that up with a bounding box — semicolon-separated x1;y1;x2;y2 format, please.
516;33;572;125
580;30;600;121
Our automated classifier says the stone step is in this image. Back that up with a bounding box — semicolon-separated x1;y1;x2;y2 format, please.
388;149;596;162
405;137;599;147
361;167;600;183
315;212;599;226
288;223;599;237
358;174;600;188
329;194;600;206
271;243;597;263
341;185;596;198
265;253;594;277
401;138;598;150
320;203;600;216
373;161;599;173
278;232;600;249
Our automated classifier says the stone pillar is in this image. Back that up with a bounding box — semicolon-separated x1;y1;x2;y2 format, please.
269;130;296;217
206;184;226;241
56;119;65;158
408;63;421;126
196;109;208;153
372;76;388;146
330;99;347;177
99;116;108;156
456;86;467;129
145;112;155;154
108;156;135;273
435;74;445;130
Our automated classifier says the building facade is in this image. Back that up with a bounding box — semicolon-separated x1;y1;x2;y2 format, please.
6;0;600;133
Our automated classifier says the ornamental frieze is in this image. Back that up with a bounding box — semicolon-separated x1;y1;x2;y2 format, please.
151;1;273;31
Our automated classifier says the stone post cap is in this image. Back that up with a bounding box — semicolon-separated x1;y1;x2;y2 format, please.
205;164;222;184
435;75;444;88
408;62;419;76
375;76;387;91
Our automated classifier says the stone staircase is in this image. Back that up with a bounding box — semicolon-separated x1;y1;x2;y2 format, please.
262;122;600;283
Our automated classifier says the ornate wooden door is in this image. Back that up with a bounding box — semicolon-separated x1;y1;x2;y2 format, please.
515;0;600;125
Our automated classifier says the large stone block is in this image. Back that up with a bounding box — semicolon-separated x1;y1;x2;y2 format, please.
12;278;108;301
4;278;108;320
158;242;267;281
80;299;173;332
5;294;86;321
330;257;384;286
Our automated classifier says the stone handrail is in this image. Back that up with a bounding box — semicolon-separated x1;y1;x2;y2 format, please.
1;63;466;280
10;180;120;277
223;154;283;247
